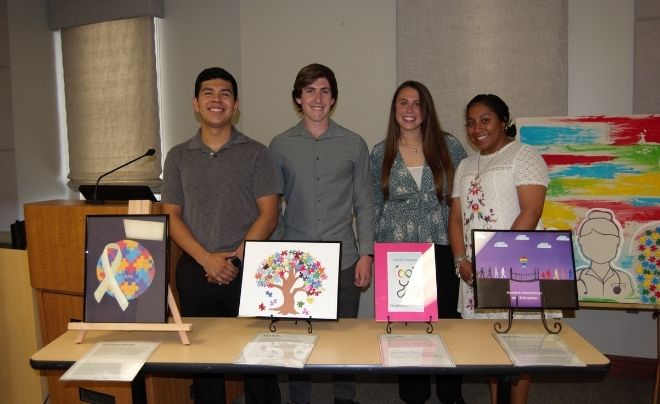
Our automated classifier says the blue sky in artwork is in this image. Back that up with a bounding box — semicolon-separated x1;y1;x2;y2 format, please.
520;125;601;146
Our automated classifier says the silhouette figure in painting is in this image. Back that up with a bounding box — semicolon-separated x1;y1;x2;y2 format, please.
576;209;636;299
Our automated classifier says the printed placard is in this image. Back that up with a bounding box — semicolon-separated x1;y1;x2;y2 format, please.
374;243;438;322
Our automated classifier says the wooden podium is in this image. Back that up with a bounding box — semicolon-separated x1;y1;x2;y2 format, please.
25;200;193;404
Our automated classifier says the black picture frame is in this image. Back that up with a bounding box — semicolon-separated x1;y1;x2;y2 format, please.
83;214;169;323
472;229;579;310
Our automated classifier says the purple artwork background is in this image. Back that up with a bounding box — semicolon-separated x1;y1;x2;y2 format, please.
474;231;575;276
473;230;578;309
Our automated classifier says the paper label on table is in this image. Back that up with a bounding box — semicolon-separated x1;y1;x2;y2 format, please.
378;334;455;367
234;333;318;368
494;333;586;367
60;341;160;381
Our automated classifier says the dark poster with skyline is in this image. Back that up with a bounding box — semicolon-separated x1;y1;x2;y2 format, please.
472;230;579;310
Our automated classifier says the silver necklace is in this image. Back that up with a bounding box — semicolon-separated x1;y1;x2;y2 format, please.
476;151;498;180
476;141;511;180
400;142;422;153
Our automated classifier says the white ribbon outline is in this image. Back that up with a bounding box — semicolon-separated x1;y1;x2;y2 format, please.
94;242;130;311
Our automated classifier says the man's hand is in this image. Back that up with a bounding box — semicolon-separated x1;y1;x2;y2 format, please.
354;255;373;288
204;252;240;285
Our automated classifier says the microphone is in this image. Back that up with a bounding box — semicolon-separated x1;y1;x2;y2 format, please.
91;149;156;204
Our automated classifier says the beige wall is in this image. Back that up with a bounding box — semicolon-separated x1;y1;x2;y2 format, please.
239;0;396;148
8;0;70;216
397;0;567;151
568;0;634;115
633;0;660;113
158;0;242;154
159;0;396;153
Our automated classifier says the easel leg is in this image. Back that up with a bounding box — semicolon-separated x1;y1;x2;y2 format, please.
74;330;87;344
653;310;659;404
168;286;190;345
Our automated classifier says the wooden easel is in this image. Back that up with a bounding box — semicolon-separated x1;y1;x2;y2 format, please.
68;200;192;345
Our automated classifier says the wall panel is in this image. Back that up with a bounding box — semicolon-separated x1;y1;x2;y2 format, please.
397;0;567;149
634;0;660;113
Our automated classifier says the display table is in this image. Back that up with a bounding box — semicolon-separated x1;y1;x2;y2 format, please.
31;317;609;402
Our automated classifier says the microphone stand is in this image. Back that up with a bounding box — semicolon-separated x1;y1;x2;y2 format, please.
91;149;156;204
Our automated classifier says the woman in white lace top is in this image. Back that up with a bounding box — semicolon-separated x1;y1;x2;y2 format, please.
448;94;549;404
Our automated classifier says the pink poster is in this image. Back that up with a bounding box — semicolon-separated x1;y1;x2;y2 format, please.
374;243;438;322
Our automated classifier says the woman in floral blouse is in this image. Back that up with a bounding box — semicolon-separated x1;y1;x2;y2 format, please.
370;81;467;404
448;94;550;404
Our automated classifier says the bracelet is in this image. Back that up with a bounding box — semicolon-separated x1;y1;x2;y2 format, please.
454;255;469;277
454;254;469;265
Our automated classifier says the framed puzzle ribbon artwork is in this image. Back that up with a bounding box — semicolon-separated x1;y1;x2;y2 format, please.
83;215;169;323
238;240;341;320
374;242;438;322
519;115;660;304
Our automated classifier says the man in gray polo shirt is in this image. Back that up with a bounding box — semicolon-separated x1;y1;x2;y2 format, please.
269;63;375;404
162;67;281;404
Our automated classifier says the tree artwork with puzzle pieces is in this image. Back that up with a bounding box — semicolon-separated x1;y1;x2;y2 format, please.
254;249;328;316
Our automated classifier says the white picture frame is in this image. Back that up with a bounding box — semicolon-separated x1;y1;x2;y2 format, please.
238;240;342;320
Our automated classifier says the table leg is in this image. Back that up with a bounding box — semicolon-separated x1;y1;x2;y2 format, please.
497;376;512;404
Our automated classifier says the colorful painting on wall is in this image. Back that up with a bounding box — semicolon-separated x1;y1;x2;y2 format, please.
518;115;660;304
238;241;341;320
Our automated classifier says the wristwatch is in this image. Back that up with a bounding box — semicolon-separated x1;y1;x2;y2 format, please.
229;256;242;268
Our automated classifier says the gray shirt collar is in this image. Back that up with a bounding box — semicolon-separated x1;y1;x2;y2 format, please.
187;127;248;153
288;119;347;140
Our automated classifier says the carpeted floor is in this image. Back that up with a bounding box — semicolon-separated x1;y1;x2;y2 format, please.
235;373;653;403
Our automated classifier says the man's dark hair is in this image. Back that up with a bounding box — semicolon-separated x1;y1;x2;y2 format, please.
194;67;238;101
291;63;338;112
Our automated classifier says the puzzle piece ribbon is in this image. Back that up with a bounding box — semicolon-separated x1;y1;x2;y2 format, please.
94;242;130;311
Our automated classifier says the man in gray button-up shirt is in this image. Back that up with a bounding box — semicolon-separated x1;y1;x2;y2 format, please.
269;63;375;404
